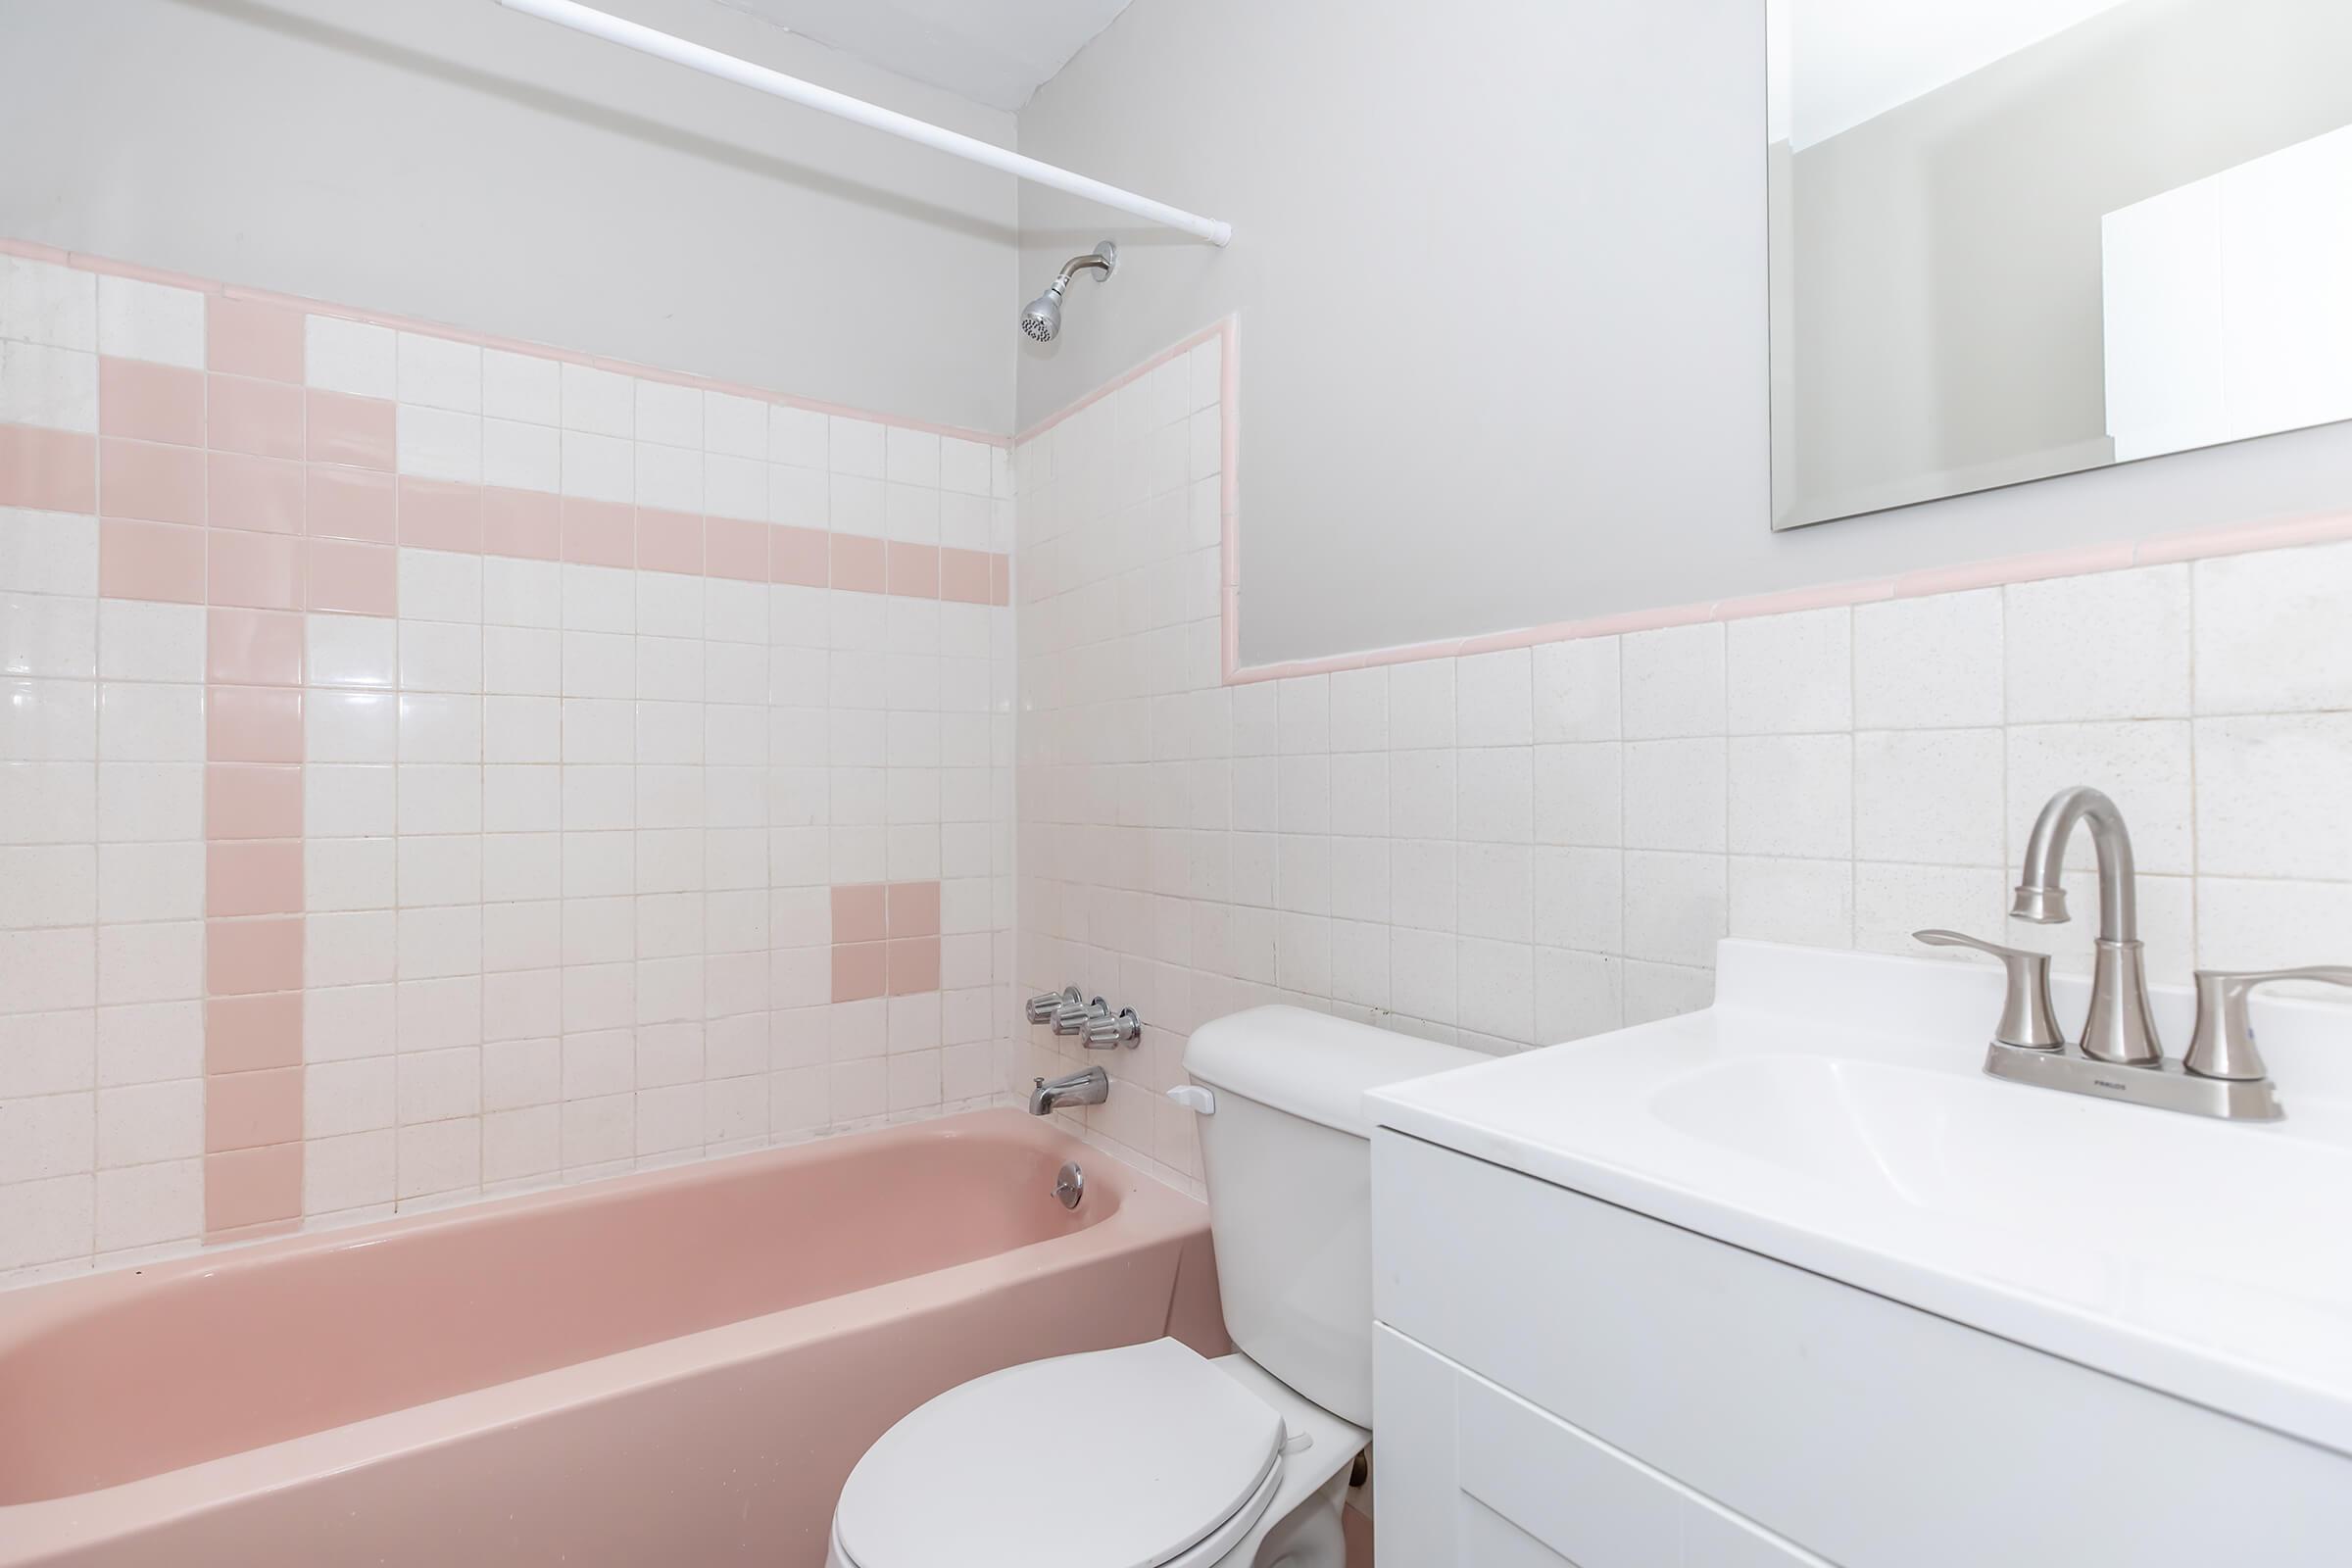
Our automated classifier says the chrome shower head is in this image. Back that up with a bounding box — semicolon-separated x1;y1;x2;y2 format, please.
1020;241;1115;343
1020;287;1063;343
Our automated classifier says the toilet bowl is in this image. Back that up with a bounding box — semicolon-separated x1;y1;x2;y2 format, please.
825;1339;1362;1568
825;1006;1484;1568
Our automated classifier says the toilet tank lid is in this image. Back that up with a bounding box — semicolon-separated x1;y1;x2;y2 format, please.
1182;1005;1489;1137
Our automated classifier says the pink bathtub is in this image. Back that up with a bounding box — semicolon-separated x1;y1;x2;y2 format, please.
0;1109;1224;1566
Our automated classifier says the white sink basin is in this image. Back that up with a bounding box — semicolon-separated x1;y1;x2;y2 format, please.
1369;939;2352;1457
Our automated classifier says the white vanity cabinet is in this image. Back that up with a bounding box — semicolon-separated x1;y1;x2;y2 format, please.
1369;1130;2352;1568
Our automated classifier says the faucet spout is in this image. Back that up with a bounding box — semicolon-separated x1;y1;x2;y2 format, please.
2011;785;2136;941
2011;786;2161;1065
1028;1065;1109;1115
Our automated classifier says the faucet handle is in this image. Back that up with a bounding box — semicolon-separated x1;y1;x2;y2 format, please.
1053;995;1108;1037
2185;966;2352;1081
1083;1007;1141;1049
1026;985;1080;1025
1914;929;2066;1050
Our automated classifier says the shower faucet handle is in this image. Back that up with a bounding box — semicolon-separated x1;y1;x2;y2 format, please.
1026;985;1081;1026
1082;1008;1142;1050
1053;996;1109;1037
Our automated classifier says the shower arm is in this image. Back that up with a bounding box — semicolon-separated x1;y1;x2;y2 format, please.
494;0;1234;246
1051;253;1114;291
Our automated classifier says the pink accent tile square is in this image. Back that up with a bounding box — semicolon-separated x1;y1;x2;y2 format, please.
637;507;703;575
209;452;306;535
306;465;397;544
100;517;207;604
482;487;562;560
207;296;304;383
705;514;768;582
989;553;1010;607
886;937;941;996
887;880;940;938
399;477;482;553
207;685;304;763
769;524;829;587
206;839;304;918
207;607;305;687
205;762;303;840
831;883;887;944
99;437;206;524
305;390;394;470
0;424;98;513
830;534;886;595
206;1065;305;1153
209;374;305;461
939;547;992;605
307;538;396;615
205;1143;302;1235
205;914;305;998
831;941;888;1003
208;526;303;610
562;499;634;568
99;358;207;447
886;542;939;599
206;992;303;1075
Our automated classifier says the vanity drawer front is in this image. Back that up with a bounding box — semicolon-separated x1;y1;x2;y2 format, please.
1374;1326;1821;1568
1373;1130;2352;1568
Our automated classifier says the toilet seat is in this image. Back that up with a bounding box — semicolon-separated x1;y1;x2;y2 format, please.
831;1339;1289;1568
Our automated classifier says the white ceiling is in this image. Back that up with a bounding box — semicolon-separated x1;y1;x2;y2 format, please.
715;0;1137;112
1772;0;2137;150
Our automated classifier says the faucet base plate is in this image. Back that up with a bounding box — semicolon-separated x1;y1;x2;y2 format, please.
1984;1040;2282;1121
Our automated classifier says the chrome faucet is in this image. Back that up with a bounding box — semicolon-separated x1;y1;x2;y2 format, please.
1921;784;2347;1122
2008;786;2162;1066
1028;1065;1108;1115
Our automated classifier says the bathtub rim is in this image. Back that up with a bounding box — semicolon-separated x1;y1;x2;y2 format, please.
0;1109;1206;1560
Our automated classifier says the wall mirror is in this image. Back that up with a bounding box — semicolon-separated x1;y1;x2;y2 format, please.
1768;0;2352;530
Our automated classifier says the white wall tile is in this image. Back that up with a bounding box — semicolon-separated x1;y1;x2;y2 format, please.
1622;624;1724;740
1728;609;1850;735
95;277;205;368
1854;590;2001;729
397;332;482;414
482;349;561;425
1854;729;2004;867
305;316;396;398
2195;713;2352;881
1;256;98;350
2195;540;2352;715
1727;734;1851;859
2005;565;2191;722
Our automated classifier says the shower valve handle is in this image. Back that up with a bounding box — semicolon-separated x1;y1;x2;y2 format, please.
1053;996;1109;1037
1026;985;1081;1025
1083;1008;1142;1050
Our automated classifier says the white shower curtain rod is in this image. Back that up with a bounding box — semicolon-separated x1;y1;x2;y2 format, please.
493;0;1235;246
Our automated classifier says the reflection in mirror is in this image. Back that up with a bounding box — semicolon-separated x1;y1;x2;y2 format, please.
1768;0;2352;530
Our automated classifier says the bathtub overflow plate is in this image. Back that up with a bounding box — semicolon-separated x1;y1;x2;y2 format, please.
1053;1160;1085;1209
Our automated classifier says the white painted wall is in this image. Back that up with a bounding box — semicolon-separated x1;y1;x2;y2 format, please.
1018;0;2352;666
0;0;1018;433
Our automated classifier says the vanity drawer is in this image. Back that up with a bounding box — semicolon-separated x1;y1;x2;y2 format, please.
1373;1130;2352;1568
1374;1326;1821;1567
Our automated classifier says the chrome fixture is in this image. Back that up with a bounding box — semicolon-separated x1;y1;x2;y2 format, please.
1052;1160;1085;1209
1921;784;2348;1122
2009;786;2162;1066
1025;985;1080;1025
1083;1007;1142;1050
1029;1065;1109;1115
1912;930;2063;1049
1020;241;1116;343
2185;967;2352;1081
1053;994;1110;1038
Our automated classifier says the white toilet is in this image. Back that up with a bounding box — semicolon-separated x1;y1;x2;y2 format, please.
825;1006;1484;1568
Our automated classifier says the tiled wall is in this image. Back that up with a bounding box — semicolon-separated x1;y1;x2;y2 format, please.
1011;327;2352;1196
1;246;1015;1284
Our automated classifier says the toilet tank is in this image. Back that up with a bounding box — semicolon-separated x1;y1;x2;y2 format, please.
1180;1006;1486;1427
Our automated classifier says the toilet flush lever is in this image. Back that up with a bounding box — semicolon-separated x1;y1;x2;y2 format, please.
1166;1084;1215;1115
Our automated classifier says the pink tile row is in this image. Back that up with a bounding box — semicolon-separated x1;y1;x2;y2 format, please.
1;235;1006;449
2;425;1011;609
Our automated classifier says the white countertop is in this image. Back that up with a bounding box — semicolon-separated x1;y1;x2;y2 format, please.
1369;939;2352;1457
